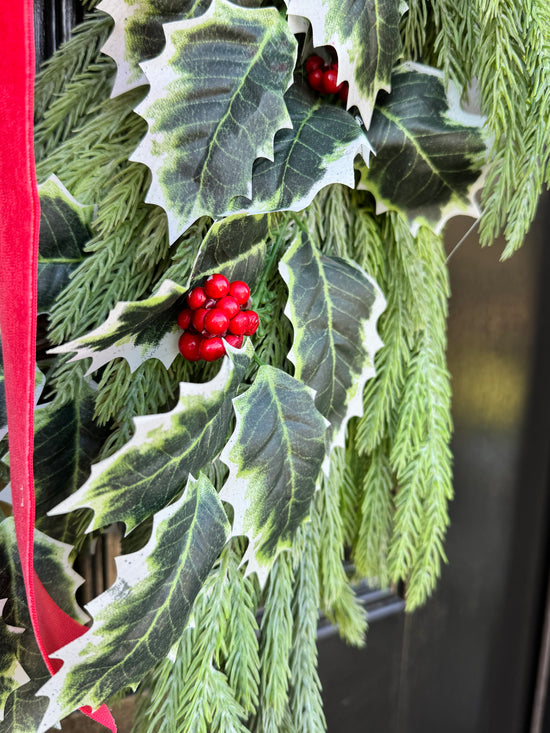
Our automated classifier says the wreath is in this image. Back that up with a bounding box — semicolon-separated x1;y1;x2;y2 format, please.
0;0;548;730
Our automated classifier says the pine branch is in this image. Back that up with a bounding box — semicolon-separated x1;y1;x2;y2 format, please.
317;451;367;647
288;520;326;733
254;552;294;733
34;12;113;125
353;443;394;586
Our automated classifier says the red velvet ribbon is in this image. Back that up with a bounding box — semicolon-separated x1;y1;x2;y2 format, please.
0;2;115;730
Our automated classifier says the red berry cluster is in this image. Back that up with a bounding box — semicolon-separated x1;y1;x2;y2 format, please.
177;273;259;362
306;54;348;103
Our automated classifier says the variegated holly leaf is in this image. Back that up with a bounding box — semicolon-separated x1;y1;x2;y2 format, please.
279;231;385;464
187;214;268;290
50;214;268;374
37;175;92;314
131;0;297;242
32;389;110;544
360;63;487;234
0;334;45;441
50;278;186;375
220;365;327;584
50;342;253;534
285;0;405;127
0;518;84;731
224;82;371;217
98;0;211;97
0;601;28;723
37;474;230;728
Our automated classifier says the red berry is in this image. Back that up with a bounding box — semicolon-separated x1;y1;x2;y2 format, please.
229;281;250;305
192;307;208;332
305;54;324;74
179;332;202;361
204;273;230;299
243;310;259;336
225;334;244;349
217;295;240;319
177;308;193;330
228;311;249;335
308;68;324;92
204;308;229;336
323;68;341;94
339;81;349;104
187;286;207;310
199;337;226;362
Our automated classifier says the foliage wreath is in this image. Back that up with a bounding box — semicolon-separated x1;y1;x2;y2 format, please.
0;0;549;730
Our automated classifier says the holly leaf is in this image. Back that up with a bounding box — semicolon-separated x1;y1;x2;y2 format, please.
50;342;253;534
0;601;28;724
279;231;385;462
220;365;328;584
0;331;46;442
98;0;211;97
360;63;487;233
50;278;186;375
37;474;230;729
224;82;371;217
37;175;93;314
187;214;268;290
131;0;297;242
285;0;404;127
0;518;84;731
32;389;110;544
50;213;267;373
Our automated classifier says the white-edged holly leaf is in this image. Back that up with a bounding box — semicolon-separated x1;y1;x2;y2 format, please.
98;0;211;97
50;341;253;534
36;474;230;729
131;0;297;242
50;278;186;375
0;600;29;723
279;231;385;463
0;518;85;731
50;212;267;374
360;63;487;234
0;330;45;442
32;388;110;545
285;0;405;127
224;82;371;217
37;175;93;314
187;214;268;290
220;365;328;584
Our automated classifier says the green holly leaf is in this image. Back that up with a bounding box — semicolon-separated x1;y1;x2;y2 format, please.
37;474;230;728
0;518;85;731
360;63;487;233
224;82;371;217
220;366;328;584
37;175;93;314
50;342;253;533
0;603;28;724
32;389;110;545
98;0;211;97
131;0;297;242
0;331;45;441
285;0;405;127
279;231;385;460
51;214;268;374
51;278;187;375
187;214;268;290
